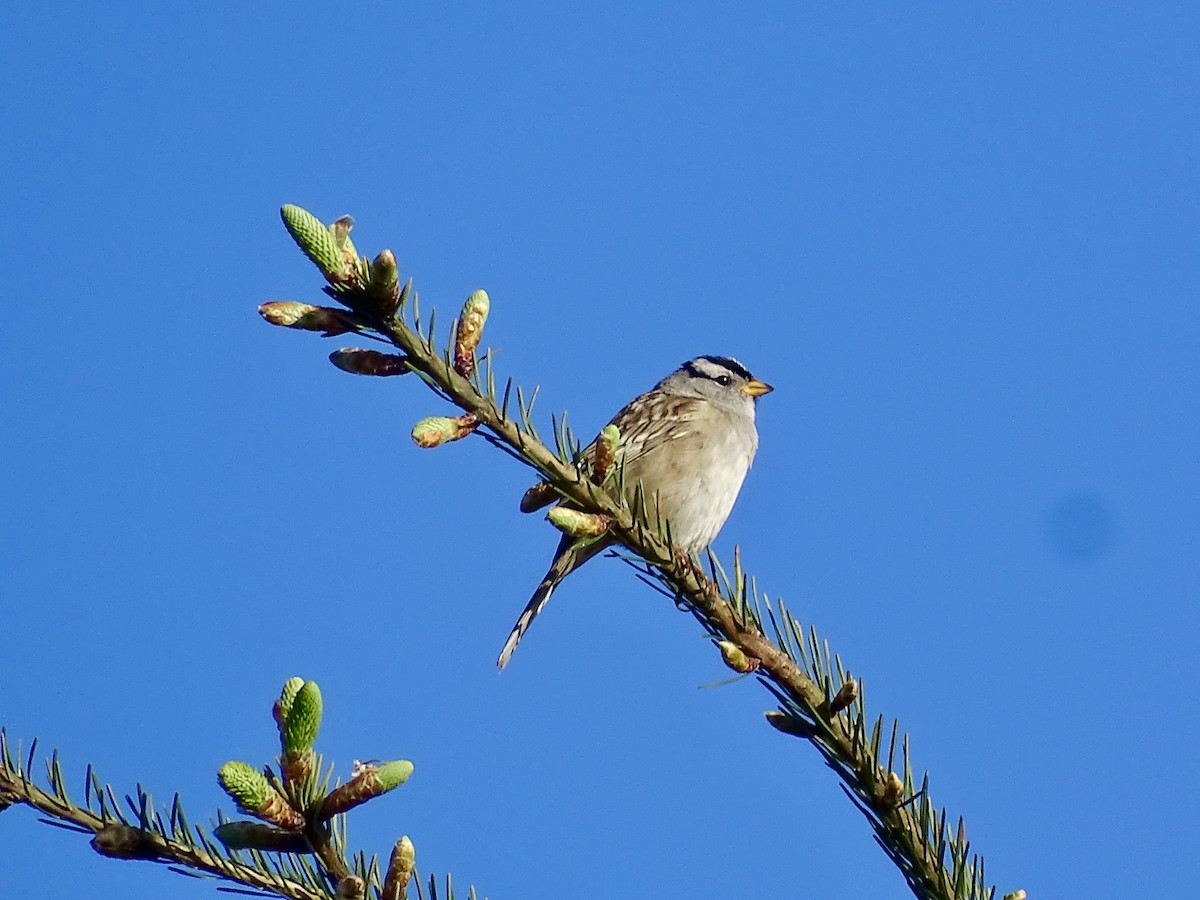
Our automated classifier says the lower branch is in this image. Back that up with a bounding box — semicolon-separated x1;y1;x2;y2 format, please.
0;744;326;900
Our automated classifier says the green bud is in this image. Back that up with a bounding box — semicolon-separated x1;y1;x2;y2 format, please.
283;680;322;757
592;424;621;484
396;834;416;870
370;249;401;314
382;835;416;900
329;348;410;376
377;759;415;790
372;249;398;286
280;205;347;282
319;759;415;820
258;301;356;336
218;761;272;812
411;413;478;448
274;677;305;732
453;289;490;377
717;640;759;673
547;507;610;538
279;677;305;719
218;762;305;828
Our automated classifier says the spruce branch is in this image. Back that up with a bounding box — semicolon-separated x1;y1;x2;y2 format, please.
0;729;327;900
0;677;477;900
264;205;1025;900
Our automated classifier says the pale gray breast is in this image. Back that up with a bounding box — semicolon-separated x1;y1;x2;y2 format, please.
618;401;758;550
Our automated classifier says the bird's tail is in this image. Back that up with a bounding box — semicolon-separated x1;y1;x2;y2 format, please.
497;537;607;669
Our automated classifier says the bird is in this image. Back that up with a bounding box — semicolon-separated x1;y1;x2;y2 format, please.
497;355;772;668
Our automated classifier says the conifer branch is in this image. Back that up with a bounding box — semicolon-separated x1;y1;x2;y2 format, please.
0;730;327;899
0;676;475;900
262;206;1024;900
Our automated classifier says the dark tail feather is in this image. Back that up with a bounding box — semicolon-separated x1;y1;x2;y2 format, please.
496;574;559;670
497;537;607;669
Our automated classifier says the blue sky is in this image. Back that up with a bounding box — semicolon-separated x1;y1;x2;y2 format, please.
2;3;1197;898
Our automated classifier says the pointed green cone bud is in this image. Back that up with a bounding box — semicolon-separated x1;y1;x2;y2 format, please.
411;413;479;448
218;762;271;810
275;677;305;732
218;762;305;829
397;835;415;868
829;678;858;714
592;424;621;484
329;348;410;377
214;821;311;853
372;249;399;287
377;759;415;790
717;640;759;673
319;759;415;820
453;289;490;377
280;205;348;283
382;835;416;900
547;507;610;538
283;680;322;757
370;249;401;314
280;680;320;791
258;301;357;336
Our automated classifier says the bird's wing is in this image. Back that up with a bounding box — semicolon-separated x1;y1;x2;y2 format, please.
519;393;703;512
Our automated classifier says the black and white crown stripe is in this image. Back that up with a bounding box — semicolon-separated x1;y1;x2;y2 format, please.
682;355;754;383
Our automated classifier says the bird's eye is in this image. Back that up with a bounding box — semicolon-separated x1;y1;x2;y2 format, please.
716;374;733;386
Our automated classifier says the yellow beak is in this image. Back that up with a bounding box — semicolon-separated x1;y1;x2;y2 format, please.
740;378;773;397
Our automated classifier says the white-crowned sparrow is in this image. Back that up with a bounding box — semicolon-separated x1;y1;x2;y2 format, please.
497;355;772;668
